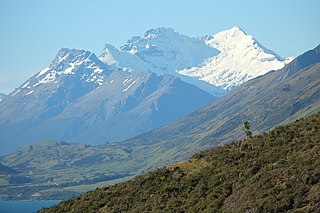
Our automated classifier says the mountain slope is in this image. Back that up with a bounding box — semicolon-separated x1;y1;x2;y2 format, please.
0;48;112;154
45;70;216;144
1;45;318;200
180;26;293;90
0;49;216;154
0;48;111;124
0;163;17;175
100;27;225;96
100;27;291;94
41;112;320;213
111;44;320;167
0;93;6;102
0;26;292;154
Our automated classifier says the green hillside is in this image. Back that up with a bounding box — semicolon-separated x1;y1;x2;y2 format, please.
40;112;320;212
0;141;133;199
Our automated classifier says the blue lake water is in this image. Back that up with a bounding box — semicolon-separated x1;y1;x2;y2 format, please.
0;200;60;213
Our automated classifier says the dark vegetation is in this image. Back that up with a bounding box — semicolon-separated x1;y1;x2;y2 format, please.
40;112;320;212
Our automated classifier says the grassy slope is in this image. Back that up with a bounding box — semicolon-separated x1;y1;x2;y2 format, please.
41;112;320;213
0;141;134;199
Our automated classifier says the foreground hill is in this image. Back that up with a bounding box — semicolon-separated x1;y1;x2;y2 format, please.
41;112;320;212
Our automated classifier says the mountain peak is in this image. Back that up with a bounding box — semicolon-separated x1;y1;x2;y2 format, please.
143;27;176;38
179;26;289;90
14;48;111;91
213;26;248;41
100;26;291;94
100;44;119;65
229;26;245;33
121;27;179;53
50;48;94;70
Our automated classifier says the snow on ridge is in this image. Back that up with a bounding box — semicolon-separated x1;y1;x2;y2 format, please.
122;80;137;93
100;27;220;84
11;89;20;96
36;67;50;78
25;90;34;96
28;48;111;88
285;57;294;64
98;26;291;95
178;26;292;90
123;78;134;85
99;44;118;65
93;68;103;74
13;27;293;98
38;71;57;84
21;81;30;88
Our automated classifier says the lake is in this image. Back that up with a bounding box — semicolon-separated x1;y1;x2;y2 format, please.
0;200;60;213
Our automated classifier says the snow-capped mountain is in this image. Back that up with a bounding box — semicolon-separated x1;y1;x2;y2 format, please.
99;28;226;97
0;26;294;154
0;49;112;124
100;26;292;93
180;26;293;90
13;48;111;97
100;28;220;73
0;48;216;154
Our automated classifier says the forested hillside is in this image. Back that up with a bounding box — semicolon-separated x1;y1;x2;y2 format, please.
41;112;320;212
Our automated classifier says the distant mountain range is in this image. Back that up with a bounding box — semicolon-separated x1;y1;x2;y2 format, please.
0;49;215;154
0;26;291;154
1;44;318;200
100;26;292;93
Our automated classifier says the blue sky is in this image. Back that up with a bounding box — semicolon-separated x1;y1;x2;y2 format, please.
0;0;319;94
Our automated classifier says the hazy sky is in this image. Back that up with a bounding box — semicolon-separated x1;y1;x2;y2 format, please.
0;0;319;94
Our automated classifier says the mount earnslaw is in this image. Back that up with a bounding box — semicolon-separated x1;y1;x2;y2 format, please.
0;26;293;154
